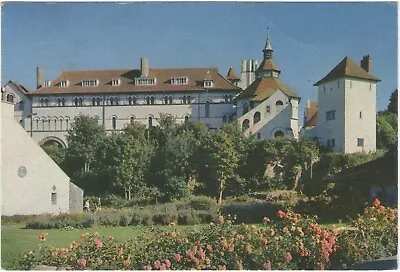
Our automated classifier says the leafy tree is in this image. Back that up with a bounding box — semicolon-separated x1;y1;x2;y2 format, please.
387;89;398;114
376;112;397;150
201;130;239;204
65;114;106;176
41;145;66;168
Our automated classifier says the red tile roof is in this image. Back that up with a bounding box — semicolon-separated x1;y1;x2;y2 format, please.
304;101;318;127
31;67;239;95
226;67;239;80
257;58;280;72
236;77;300;101
314;56;380;86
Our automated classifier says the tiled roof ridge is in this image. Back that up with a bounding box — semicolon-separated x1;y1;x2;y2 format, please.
7;80;30;94
314;56;380;86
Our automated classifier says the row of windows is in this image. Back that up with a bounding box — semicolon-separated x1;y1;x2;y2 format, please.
243;100;283;115
37;95;233;107
32;118;70;131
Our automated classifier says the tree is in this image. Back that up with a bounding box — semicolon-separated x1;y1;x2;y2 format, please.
376;112;397;150
201;130;239;204
65;114;106;176
387;89;398;115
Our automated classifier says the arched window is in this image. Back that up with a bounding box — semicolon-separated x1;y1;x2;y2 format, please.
42;119;45;131
183;95;187;104
128;96;132;105
168;96;173;104
58;98;62;106
187;95;191;104
242;119;250;131
92;97;96;106
74;97;79;106
205;101;210;118
130;116;135;124
184;115;189;123
228;94;233;103
112;116;117;130
97;97;101;106
40;98;44;107
45;98;49;106
274;130;284;138
36;119;39;131
146;96;150;105
243;102;249;115
110;97;114;105
132;96;137;105
6;94;14;103
61;98;65;106
66;119;69;130
224;95;229;103
148;116;153;127
114;97;119;105
54;119;57;130
253;112;261;124
59;118;63;131
222;114;228;123
276;100;284;112
149;96;154;105
79;97;83;106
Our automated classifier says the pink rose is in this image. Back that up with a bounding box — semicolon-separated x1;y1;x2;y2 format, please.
263;261;271;270
153;260;161;269
217;216;224;224
165;259;171;268
144;265;152;270
284;252;292;262
372;198;381;207
77;258;87;267
173;253;182;262
95;239;103;248
263;217;270;223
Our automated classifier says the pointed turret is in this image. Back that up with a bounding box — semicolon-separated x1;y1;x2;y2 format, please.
256;29;281;79
263;30;273;59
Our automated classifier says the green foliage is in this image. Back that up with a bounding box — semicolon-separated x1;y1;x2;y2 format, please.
187;195;217;211
25;213;95;229
330;201;398;268
221;201;284;224
376;111;398;150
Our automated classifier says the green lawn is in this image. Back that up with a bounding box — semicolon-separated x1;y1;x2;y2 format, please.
1;224;205;270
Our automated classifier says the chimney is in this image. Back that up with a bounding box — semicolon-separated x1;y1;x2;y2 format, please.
140;57;149;78
360;55;372;73
36;67;44;89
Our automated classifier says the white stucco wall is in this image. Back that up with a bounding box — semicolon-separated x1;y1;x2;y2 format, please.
1;102;72;215
344;79;376;153
27;90;237;146
316;79;346;152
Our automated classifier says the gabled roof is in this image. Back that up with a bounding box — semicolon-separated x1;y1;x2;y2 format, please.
257;58;280;72
32;67;239;95
314;56;380;86
304;101;318;128
6;80;30;94
236;77;300;101
226;67;239;80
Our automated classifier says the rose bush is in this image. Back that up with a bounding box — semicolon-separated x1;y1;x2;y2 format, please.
20;200;396;270
20;212;338;270
330;198;398;268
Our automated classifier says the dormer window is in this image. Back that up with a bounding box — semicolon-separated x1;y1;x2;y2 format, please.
44;80;51;87
134;77;156;86
82;79;98;87
59;80;68;87
204;80;214;88
171;76;188;85
111;79;120;86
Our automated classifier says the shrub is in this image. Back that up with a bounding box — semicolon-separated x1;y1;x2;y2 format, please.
330;199;398;269
221;201;284;223
102;194;128;208
25;213;94;229
188;196;217;211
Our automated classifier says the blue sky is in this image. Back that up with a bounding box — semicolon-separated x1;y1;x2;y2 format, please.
1;2;398;120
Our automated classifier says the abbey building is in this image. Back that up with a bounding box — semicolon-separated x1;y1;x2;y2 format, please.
2;32;379;153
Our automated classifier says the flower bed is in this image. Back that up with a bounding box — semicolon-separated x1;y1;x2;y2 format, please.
19;200;397;270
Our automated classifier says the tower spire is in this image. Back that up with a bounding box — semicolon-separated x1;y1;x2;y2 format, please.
263;28;273;59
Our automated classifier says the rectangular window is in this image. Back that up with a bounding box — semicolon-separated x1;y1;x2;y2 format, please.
331;138;335;148
327;139;331;148
51;193;57;205
266;105;271;113
82;80;98;87
171;77;188;85
359;111;362;119
357;138;364;147
326;110;336;121
257;133;261;140
135;78;156;86
111;79;120;86
337;81;340;88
